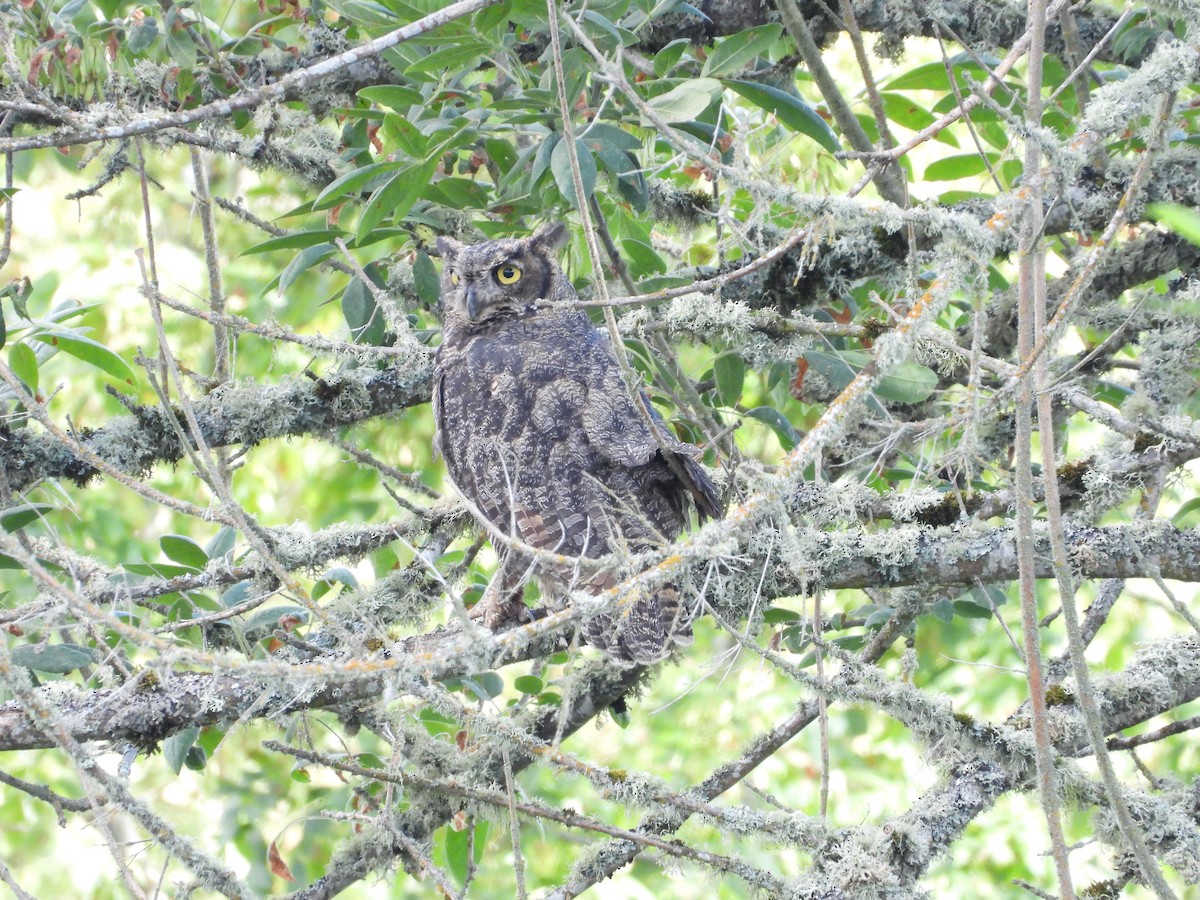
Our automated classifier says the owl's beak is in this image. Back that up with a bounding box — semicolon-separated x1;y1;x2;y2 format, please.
465;285;482;321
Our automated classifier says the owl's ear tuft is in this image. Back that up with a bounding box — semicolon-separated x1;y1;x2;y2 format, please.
529;223;567;254
435;236;463;260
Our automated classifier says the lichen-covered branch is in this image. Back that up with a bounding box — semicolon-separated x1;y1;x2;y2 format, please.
0;362;431;492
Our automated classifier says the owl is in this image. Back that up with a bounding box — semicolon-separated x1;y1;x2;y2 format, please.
432;224;721;665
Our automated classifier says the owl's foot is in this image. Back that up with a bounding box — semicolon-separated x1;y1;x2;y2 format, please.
469;588;531;632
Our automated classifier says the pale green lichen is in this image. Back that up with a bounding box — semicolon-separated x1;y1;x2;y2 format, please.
1083;38;1200;137
889;488;951;523
661;292;755;342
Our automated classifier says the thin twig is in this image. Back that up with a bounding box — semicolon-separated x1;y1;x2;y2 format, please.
1013;2;1075;894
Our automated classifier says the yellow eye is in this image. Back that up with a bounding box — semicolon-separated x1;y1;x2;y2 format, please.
495;264;522;285
449;272;460;286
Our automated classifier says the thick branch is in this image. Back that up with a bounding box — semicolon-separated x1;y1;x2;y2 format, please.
876;636;1200;891
0;0;501;155
774;521;1200;592
0;361;431;493
285;661;646;900
3;521;1199;751
0;623;562;752
641;0;1139;67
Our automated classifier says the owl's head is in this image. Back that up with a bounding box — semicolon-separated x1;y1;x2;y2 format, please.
436;223;567;329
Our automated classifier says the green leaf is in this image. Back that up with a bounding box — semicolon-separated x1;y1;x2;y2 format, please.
878;92;937;132
123;562;199;578
11;643;94;674
482;137;518;175
724;79;840;153
581;122;643;154
165;15;197;68
357;159;437;240
312;566;360;601
531;133;561;187
702;24;782;78
197;726;225;758
126;19;159;53
33;331;136;393
513;675;544;694
929;597;955;623
183;593;220;614
976;122;1010;151
184;746;207;771
864;606;894;628
1172;497;1200;527
463;671;504;701
239;605;309;634
713;353;745;406
326;0;397;26
653;38;690;77
444;820;488;886
645;77;722;123
8;342;36;395
242;230;345;255
164;727;200;775
883;56;999;92
278;244;335;295
427;177;492;210
314;162;409;212
1148;202;1200;246
763;607;800;625
404;40;488;78
971;585;1008;609
357;85;423;111
205;526;237;560
343;271;388;346
1;503;55;532
953;599;995;619
590;139;649;211
160;534;208;570
474;0;511;30
875;360;938;404
579;9;626;46
220;581;254;608
413;252;440;308
1114;23;1159;61
380;114;428;160
744;406;799;450
803;349;860;392
997;159;1023;189
419;707;457;736
924;153;997;181
550;139;597;209
621;239;666;277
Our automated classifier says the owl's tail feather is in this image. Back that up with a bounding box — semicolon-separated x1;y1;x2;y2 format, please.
583;585;694;666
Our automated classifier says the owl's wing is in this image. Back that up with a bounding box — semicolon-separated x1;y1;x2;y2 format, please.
581;329;722;521
431;370;444;460
432;366;470;497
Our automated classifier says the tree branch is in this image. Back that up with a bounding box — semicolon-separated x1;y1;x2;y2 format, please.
0;362;432;492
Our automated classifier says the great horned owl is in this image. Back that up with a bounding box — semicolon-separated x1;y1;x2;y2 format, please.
432;224;721;665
